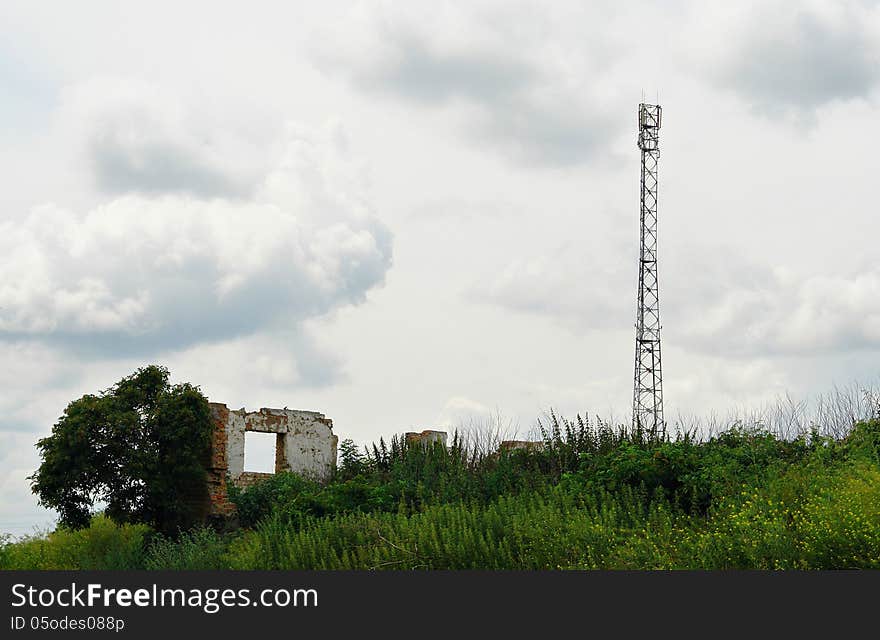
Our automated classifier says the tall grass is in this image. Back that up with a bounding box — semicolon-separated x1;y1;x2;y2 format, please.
225;459;880;570
144;527;229;570
0;515;149;570
669;382;880;440
230;412;845;528
3;393;878;571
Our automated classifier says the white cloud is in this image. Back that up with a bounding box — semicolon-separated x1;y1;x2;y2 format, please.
436;395;495;428
479;242;880;358
312;1;627;166
0;83;392;357
62;79;276;198
699;0;880;115
678;264;880;357
167;326;347;399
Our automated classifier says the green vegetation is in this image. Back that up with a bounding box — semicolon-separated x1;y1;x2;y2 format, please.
29;365;213;535
4;410;880;570
0;516;149;570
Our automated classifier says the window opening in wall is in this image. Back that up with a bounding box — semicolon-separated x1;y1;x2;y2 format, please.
243;431;277;473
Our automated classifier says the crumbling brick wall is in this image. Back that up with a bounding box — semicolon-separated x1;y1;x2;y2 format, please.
206;403;338;518
499;440;545;453
405;430;448;447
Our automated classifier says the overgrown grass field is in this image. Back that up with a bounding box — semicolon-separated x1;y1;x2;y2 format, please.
3;413;880;570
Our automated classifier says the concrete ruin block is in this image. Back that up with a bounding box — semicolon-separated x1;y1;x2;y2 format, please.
206;402;338;517
405;430;448;447
499;440;546;453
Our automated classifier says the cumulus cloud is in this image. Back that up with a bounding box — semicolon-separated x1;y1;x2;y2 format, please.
68;79;269;198
436;395;495;428
168;328;348;396
0;81;393;359
0;195;390;352
313;3;624;166
706;1;880;115
477;242;880;358
677;263;880;357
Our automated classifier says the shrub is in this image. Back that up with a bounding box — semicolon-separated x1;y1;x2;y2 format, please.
0;516;149;570
229;472;324;528
145;527;230;570
11;410;879;570
843;419;880;461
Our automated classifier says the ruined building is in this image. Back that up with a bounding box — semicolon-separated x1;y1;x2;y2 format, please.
404;429;448;447
198;401;544;521
205;403;338;518
498;440;545;453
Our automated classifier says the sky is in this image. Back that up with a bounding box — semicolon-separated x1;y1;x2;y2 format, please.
2;0;880;535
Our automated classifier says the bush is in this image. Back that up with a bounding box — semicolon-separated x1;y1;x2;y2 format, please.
0;516;149;570
9;413;879;570
223;458;880;570
683;460;880;569
843;419;880;461
145;527;230;570
229;472;324;528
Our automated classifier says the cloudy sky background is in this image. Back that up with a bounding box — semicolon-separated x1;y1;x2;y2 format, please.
2;0;880;534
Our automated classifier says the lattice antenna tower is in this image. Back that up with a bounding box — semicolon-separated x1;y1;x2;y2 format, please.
632;103;665;438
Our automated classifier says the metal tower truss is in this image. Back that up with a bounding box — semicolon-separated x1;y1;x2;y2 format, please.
633;103;665;437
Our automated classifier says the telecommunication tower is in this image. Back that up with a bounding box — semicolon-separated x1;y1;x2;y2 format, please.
632;103;665;437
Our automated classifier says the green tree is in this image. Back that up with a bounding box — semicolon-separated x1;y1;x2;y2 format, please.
338;438;366;479
30;365;213;535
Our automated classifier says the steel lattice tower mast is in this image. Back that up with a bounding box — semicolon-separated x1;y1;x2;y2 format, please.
632;103;665;437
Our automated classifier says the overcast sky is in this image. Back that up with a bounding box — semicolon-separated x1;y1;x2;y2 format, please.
2;0;880;535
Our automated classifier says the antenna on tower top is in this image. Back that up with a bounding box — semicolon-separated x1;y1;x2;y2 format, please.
632;101;665;439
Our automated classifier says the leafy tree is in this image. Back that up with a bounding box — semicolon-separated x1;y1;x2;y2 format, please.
30;365;213;535
338;438;366;479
